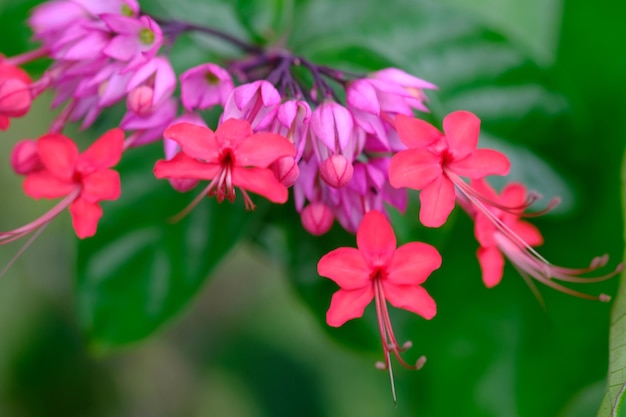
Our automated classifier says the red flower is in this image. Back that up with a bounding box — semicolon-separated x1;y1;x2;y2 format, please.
154;118;296;211
317;210;441;401
389;111;510;227
0;129;124;242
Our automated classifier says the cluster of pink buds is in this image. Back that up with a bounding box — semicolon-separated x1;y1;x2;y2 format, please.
0;0;621;403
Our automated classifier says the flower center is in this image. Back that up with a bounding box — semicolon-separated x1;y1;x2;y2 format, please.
139;28;155;45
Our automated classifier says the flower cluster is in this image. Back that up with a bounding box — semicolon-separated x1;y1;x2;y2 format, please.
0;0;621;403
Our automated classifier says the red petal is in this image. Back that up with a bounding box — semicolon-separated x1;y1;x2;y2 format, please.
163;122;219;161
477;246;505;287
474;213;497;247
77;128;124;174
0;115;9;130
450;149;510;178
326;287;374;327
318;247;370;290
37;133;78;180
154;153;220;180
387;242;442;285
442;110;480;160
81;169;121;202
23;171;76;199
394;114;442;148
69;198;103;239
419;175;456;227
383;284;436;319
356;210;396;268
511;220;543;247
500;182;527;207
216;118;254;149
388;149;442;190
235;132;296;168
231;166;288;203
470;178;498;202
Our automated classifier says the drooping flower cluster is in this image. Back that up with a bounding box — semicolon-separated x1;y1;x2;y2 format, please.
0;0;621;403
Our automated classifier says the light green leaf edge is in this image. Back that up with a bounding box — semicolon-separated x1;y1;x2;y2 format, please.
596;153;626;417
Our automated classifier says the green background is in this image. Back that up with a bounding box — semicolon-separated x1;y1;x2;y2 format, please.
0;0;625;416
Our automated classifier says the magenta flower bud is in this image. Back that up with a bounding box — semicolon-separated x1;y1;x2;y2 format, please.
180;63;233;111
0;79;32;118
126;56;176;108
102;15;163;62
10;139;42;175
272;156;300;187
319;155;354;188
127;85;154;115
310;102;354;152
301;202;334;236
222;80;280;130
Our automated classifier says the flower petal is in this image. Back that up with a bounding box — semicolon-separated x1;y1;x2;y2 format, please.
231;166;288;203
356;210;396;267
69;198;103;239
23;171;76;199
383;284;437;319
318;247;370;290
477;246;505;287
394;114;442;148
37;133;78;180
387;242;442;285
388;148;442;190
77;128;124;173
474;213;497;247
326;287;374;327
216;118;254;149
442;110;480;159
419;175;456;227
511;220;543;247
450;149;510;178
81;169;121;202
154;153;220;180
163;122;219;161
235;132;296;168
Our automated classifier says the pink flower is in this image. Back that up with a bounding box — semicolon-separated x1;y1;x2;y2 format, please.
318;210;441;401
389;111;510;227
102;14;162;63
180;63;234;111
0;129;124;241
468;179;620;301
154;118;296;211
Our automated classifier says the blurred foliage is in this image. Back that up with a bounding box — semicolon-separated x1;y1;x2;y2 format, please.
0;0;625;416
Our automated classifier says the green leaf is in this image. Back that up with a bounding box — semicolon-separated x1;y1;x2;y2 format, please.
596;153;626;417
76;144;257;348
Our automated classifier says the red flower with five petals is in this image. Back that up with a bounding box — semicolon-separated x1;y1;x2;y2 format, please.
317;210;441;402
154;118;296;211
389;111;510;227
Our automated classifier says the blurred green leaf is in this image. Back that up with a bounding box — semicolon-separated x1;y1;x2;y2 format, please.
76;144;257;348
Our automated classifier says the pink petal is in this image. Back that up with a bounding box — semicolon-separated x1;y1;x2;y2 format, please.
69;198;103;239
511;220;543;247
163;123;219;161
477;246;505;287
23;171;76;199
394;114;442;148
388;148;442;190
317;247;371;289
81;169;121;202
37;133;79;180
77;128;124;173
154;153;220;180
500;182;527;207
231;166;288;203
383;284;436;319
474;213;497;247
387;242;442;285
102;34;139;61
356;210;396;268
216;118;254;149
450;149;510;178
235;132;296;168
470;178;498;201
419;175;456;228
442;110;481;159
326;287;374;327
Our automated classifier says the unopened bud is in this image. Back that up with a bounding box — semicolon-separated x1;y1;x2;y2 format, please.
319;154;353;188
127;85;154;116
0;79;32;118
272;156;300;187
10;139;42;175
169;178;199;193
301;202;334;236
